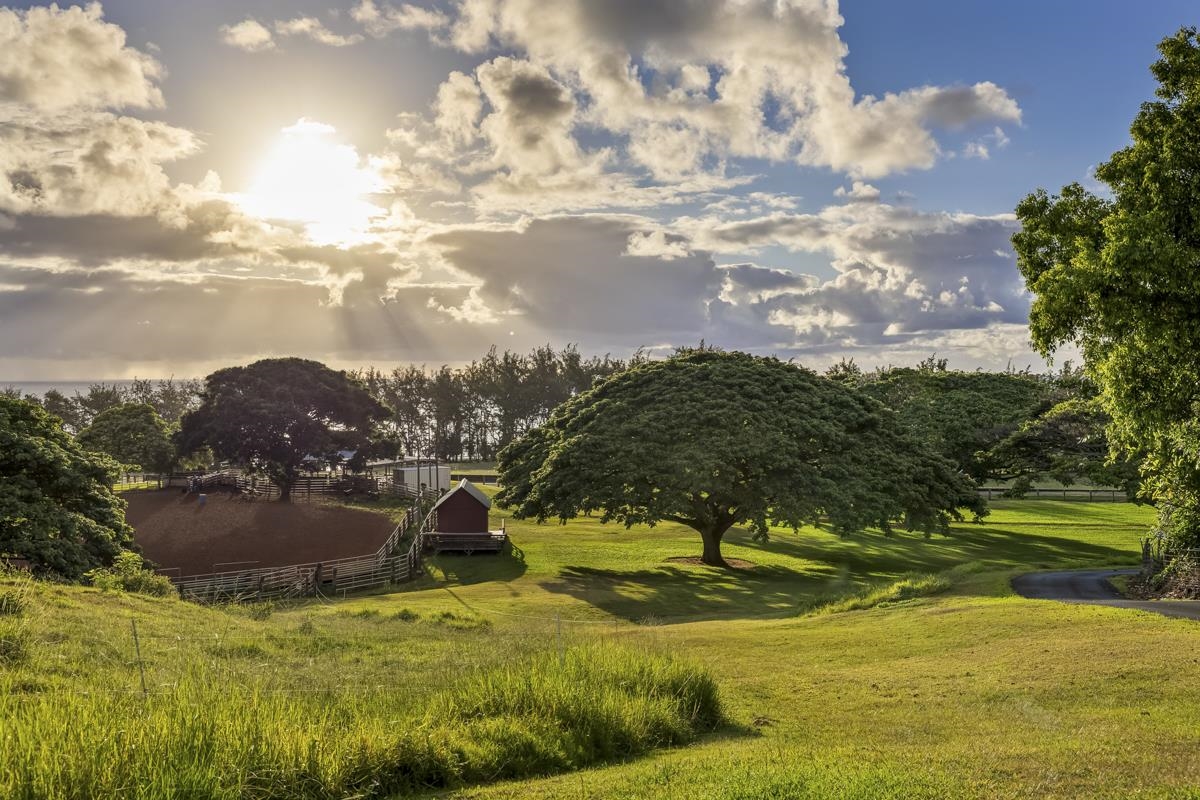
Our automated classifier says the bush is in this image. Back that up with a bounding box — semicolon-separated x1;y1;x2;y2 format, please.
85;552;177;597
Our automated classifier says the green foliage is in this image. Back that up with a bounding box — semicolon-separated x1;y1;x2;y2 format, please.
498;349;984;566
84;552;176;597
859;368;1053;482
178;358;387;501
0;396;135;579
1013;28;1200;546
986;397;1141;497
357;344;629;462
77;403;176;474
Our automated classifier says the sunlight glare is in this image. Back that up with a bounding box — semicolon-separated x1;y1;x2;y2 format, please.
238;119;385;246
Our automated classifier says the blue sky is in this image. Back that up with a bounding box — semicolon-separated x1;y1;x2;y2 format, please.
0;1;1193;378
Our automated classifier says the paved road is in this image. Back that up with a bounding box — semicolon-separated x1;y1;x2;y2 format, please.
1012;569;1200;620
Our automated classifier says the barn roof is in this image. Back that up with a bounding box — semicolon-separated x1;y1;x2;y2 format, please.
431;478;492;511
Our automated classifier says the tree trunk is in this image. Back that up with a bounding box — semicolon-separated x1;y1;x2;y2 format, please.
278;483;292;502
699;525;728;567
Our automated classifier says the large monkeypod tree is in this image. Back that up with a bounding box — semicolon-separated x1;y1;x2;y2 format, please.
178;358;386;501
497;349;983;567
1013;28;1200;547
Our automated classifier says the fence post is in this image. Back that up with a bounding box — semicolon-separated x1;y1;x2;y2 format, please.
556;611;563;669
131;618;148;700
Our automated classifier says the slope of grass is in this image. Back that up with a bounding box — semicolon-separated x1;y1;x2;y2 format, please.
0;578;721;799
7;498;1189;799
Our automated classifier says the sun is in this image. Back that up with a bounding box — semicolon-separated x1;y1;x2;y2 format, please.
238;118;386;246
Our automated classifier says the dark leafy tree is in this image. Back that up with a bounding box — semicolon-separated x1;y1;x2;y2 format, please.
497;350;984;567
986;398;1142;498
0;396;134;578
1013;28;1200;546
77;404;177;474
177;358;386;501
859;369;1053;483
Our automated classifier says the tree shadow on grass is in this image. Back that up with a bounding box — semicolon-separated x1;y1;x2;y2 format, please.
540;523;1138;623
541;562;822;623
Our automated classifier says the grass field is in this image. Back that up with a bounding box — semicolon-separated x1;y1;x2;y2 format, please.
7;498;1200;798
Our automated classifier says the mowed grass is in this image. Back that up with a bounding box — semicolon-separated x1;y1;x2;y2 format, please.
303;497;1200;799
7;497;1198;798
376;496;1151;623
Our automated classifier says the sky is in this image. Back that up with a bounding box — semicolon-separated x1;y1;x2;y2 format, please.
0;1;1193;380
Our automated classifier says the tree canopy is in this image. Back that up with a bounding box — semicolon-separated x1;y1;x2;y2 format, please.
0;396;134;578
77;404;177;474
857;366;1054;483
1013;27;1200;545
177;358;386;501
497;349;983;566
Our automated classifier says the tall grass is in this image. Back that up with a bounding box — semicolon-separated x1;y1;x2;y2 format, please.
0;643;721;799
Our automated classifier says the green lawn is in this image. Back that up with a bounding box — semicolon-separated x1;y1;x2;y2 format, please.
9;498;1200;798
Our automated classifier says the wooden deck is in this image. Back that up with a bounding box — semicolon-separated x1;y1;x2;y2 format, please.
424;531;507;554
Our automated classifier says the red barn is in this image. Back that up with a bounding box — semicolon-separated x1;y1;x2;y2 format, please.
426;479;507;553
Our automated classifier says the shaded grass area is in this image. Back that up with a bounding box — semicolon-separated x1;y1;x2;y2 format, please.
399;499;1151;623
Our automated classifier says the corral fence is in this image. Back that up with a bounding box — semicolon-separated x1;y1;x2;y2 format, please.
172;504;430;603
977;487;1129;502
164;469;421;502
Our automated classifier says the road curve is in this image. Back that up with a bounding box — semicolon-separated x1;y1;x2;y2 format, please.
1012;569;1200;621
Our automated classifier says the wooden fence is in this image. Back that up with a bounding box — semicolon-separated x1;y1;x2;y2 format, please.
166;469;421;502
172;502;428;603
976;487;1129;502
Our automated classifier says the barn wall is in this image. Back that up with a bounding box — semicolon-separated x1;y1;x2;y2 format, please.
435;491;489;533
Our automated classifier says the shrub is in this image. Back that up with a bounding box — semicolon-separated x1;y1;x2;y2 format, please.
85;551;177;597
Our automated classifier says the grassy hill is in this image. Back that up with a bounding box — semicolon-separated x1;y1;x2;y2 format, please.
8;498;1200;798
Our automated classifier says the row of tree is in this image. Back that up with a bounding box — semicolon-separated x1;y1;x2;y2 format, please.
4;348;1132;495
0;348;1145;577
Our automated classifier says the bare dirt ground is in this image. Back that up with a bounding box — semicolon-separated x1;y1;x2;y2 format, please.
124;489;394;576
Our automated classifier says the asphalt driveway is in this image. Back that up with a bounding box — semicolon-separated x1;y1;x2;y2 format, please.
1012;568;1200;620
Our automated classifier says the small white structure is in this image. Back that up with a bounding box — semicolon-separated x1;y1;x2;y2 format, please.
388;460;450;494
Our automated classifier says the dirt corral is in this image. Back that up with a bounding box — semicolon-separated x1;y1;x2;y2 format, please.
124;489;394;577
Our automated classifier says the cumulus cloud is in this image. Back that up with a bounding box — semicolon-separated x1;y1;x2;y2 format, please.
834;181;880;202
0;108;200;218
351;0;449;37
222;15;365;51
0;3;164;110
273;17;363;47
219;19;275;52
683;201;1027;348
420;0;1021;180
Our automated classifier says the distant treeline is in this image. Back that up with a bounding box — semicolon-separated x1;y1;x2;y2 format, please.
353;345;634;461
4;348;1138;495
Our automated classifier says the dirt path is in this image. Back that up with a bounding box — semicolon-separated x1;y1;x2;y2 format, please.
1012;568;1200;620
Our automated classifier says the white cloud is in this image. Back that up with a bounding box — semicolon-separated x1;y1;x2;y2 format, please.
421;0;1022;180
351;0;449;37
834;181;880;202
0;3;164;110
273;17;364;48
219;19;275;52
